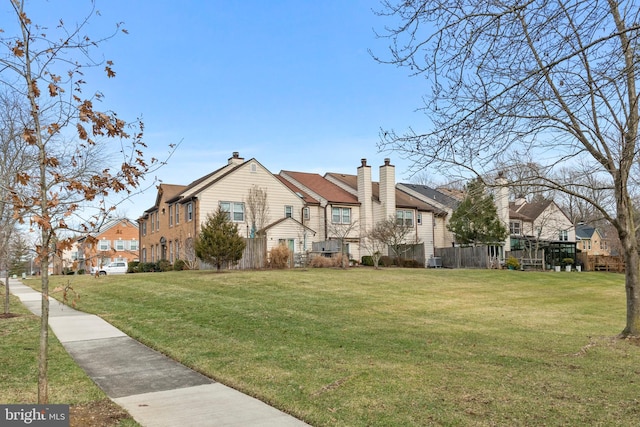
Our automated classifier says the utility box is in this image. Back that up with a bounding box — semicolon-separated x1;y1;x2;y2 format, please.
428;256;442;268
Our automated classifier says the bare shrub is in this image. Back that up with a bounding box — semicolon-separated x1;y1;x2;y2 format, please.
310;256;332;268
269;244;291;269
310;254;345;268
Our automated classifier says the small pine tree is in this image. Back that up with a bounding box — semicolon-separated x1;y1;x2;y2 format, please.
447;179;508;245
195;207;246;271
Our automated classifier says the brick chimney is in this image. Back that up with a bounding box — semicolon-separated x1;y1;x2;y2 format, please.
379;158;396;220
357;159;373;232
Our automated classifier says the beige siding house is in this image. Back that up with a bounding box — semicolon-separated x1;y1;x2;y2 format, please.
139;153;315;266
138;153;444;268
324;159;438;264
396;183;460;248
506;198;575;243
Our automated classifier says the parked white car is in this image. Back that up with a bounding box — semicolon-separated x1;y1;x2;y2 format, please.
98;261;128;275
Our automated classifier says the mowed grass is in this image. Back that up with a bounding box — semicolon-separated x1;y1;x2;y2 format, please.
43;268;640;426
0;293;138;426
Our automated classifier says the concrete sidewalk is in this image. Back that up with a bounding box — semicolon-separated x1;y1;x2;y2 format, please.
9;278;310;427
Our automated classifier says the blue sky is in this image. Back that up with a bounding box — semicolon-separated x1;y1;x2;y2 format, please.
12;1;434;217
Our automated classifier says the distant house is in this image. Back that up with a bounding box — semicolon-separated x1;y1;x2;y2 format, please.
77;218;140;272
138;152;313;267
138;154;440;268
397;183;459;248
506;198;575;244
282;158;438;264
400;174;576;266
496;179;576;266
576;224;610;256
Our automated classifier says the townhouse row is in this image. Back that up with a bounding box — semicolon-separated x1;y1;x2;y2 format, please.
137;153;455;267
137;152;579;269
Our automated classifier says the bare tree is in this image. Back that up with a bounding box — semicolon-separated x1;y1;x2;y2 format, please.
360;224;390;269
374;0;640;337
327;220;359;268
369;215;417;264
181;236;200;270
0;2;164;402
246;185;269;237
553;165;616;226
493;156;554;202
0;91;34;314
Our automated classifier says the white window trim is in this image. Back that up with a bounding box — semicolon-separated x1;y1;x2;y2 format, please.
331;207;351;224
220;201;245;222
98;239;110;251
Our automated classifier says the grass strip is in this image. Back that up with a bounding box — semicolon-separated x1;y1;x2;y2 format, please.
0;290;138;427
40;268;640;426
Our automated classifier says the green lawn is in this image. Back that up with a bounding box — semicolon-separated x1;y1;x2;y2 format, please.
37;268;640;426
0;293;137;426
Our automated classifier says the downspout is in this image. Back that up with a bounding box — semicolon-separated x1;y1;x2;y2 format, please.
301;207;307;251
193;198;198;239
324;204;329;241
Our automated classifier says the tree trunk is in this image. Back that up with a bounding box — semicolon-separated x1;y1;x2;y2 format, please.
619;212;640;336
622;247;640;337
38;257;49;403
4;274;9;315
616;177;640;337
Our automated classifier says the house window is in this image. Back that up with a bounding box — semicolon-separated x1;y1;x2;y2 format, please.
220;201;245;222
169;241;174;263
114;240;125;251
509;221;521;235
169;205;173;226
142;221;147;236
559;230;568;241
417;213;422;226
156;212;159;230
332;207;351;224
303;207;310;221
588;240;592;250
151;245;154;262
186;203;193;221
151;213;155;232
251;163;257;173
130;240;139;251
175;240;180;259
582;241;586;249
396;210;414;227
98;239;110;251
142;248;147;262
175;205;180;224
285;205;293;218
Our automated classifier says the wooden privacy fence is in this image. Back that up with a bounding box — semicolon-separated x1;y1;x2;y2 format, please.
199;237;267;270
581;254;625;273
237;237;267;269
435;246;492;269
394;244;425;265
225;237;267;270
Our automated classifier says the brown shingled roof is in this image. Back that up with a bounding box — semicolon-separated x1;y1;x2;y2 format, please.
510;199;553;221
282;171;358;204
275;175;320;205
